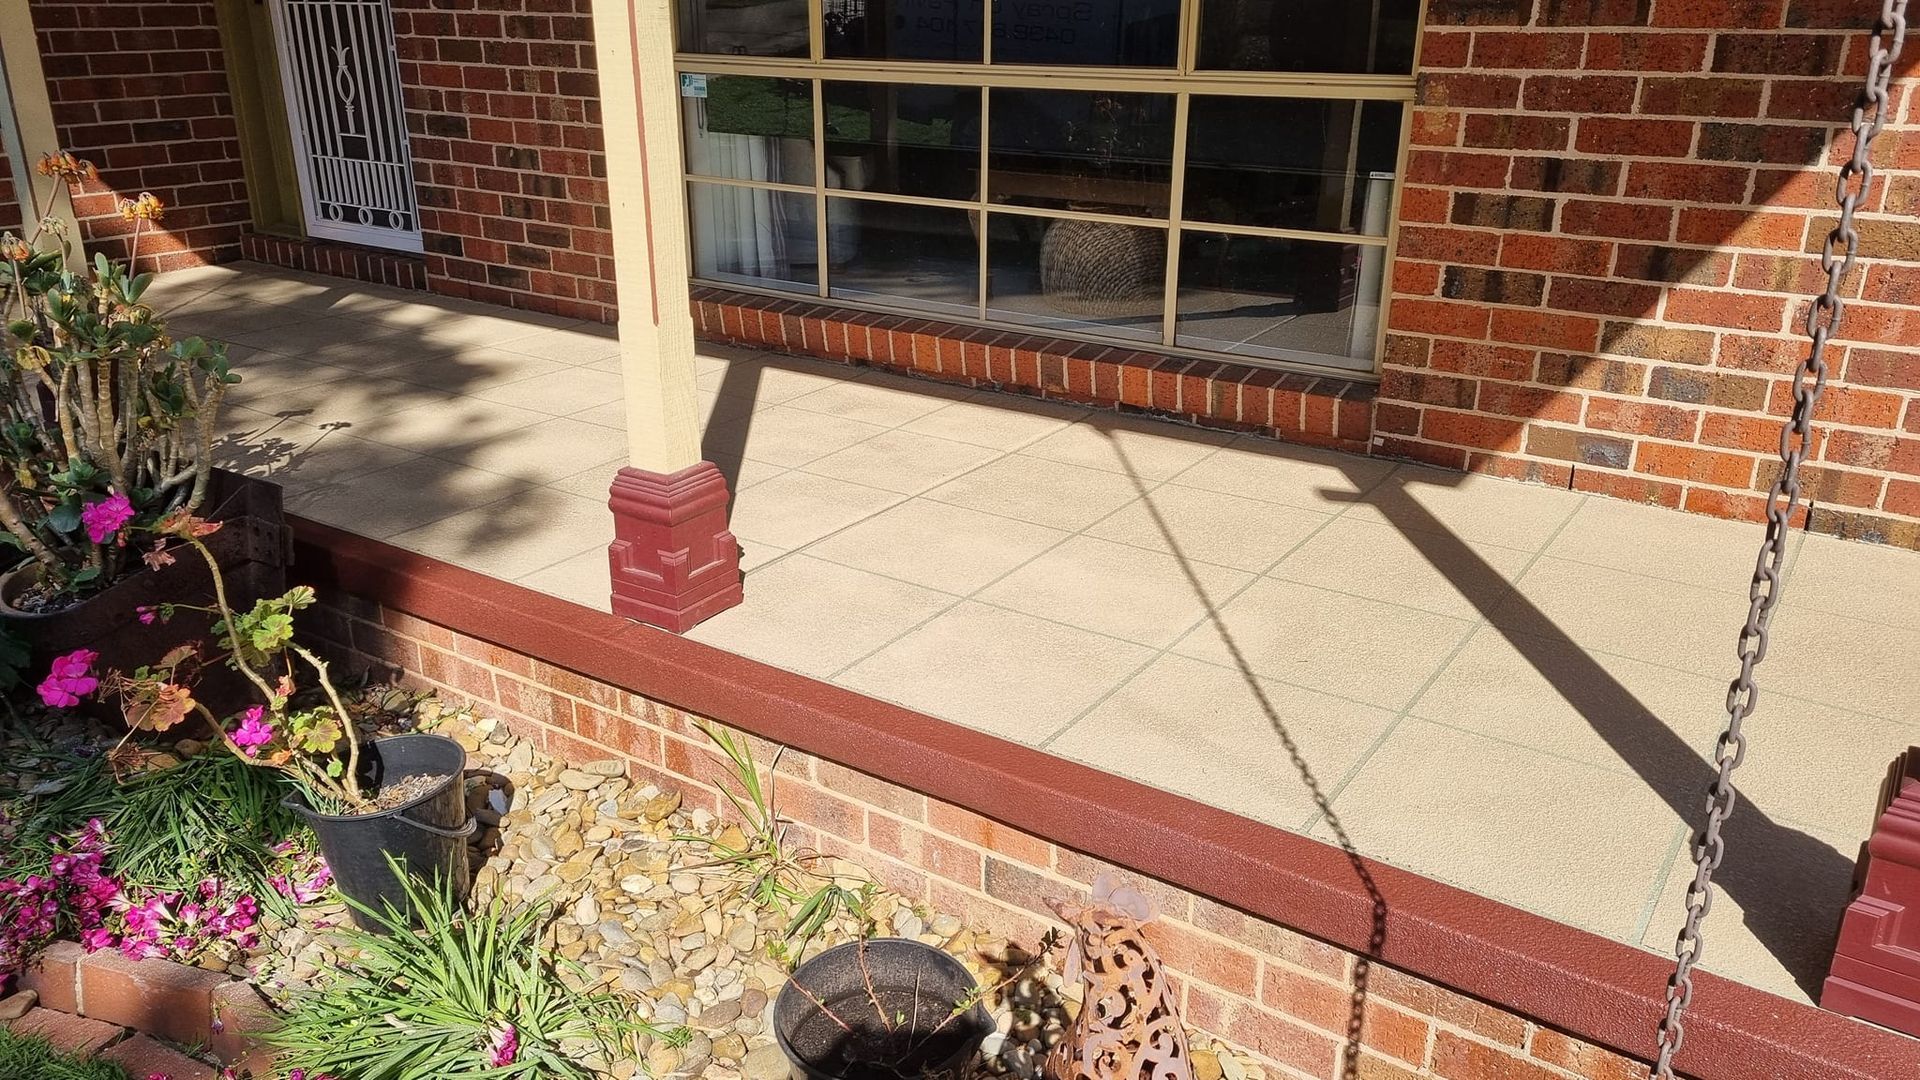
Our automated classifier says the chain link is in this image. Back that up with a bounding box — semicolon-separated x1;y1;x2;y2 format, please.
1651;4;1907;1076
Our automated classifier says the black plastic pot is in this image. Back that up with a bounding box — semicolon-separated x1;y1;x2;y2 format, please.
774;938;993;1080
283;734;475;931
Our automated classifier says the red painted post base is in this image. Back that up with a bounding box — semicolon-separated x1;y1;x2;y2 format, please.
1823;747;1920;1036
607;462;742;633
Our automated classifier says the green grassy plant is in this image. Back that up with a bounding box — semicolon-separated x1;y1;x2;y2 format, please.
1;749;300;893
677;721;876;967
0;1027;129;1080
269;866;684;1079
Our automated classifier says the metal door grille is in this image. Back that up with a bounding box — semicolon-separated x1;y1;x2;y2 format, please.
270;0;423;252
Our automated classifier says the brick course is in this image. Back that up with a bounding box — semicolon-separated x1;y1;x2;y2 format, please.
390;0;616;322
240;231;429;291
28;0;249;271
694;289;1377;452
1383;1;1920;547
314;593;1669;1080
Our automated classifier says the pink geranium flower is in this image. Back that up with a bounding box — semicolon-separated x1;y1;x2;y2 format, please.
36;649;99;708
80;492;135;544
486;1022;518;1067
230;706;274;757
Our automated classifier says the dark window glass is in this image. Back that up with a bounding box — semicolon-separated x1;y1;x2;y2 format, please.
987;213;1164;342
1197;0;1419;74
678;0;809;56
827;199;978;317
688;184;819;293
988;89;1175;219
990;0;1180;66
682;75;815;184
825;0;985;59
1175;231;1383;370
824;83;981;201
1184;98;1400;235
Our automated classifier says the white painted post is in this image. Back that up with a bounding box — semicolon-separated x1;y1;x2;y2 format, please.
591;0;704;476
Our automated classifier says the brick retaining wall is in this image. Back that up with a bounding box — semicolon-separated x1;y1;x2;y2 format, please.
307;596;1661;1080
289;518;1920;1080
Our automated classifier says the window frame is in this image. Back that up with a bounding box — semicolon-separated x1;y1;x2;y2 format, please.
673;0;1426;380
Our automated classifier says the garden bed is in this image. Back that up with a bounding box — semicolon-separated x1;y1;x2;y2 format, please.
2;689;1266;1080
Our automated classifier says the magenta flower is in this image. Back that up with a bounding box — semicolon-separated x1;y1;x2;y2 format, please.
36;649;99;708
137;605;157;625
230;707;274;757
79;492;135;544
486;1022;518;1067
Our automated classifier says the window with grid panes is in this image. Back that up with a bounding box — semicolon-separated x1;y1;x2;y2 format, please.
675;0;1418;375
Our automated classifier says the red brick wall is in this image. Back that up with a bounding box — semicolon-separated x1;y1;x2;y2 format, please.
390;0;617;323
312;593;1663;1080
29;0;249;272
1380;0;1920;546
0;142;23;234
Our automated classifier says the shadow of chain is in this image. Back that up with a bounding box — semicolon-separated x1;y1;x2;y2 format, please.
1104;434;1386;1080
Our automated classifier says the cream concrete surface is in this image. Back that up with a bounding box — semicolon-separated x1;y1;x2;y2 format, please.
186;265;1920;1006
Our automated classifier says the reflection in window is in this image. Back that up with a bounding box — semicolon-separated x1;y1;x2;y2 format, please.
825;83;981;201
1175;232;1381;370
688;184;818;293
827;199;978;317
682;75;815;185
988;89;1175;219
1184;98;1401;235
678;0;809;55
1197;0;1419;74
987;213;1164;342
990;0;1180;67
825;0;984;60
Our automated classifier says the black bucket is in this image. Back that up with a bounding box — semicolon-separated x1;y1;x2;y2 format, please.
774;938;993;1080
283;733;475;931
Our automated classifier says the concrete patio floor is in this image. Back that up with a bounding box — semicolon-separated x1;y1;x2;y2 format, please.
160;262;1919;1006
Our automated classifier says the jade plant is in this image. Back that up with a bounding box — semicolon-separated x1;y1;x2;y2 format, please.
0;151;239;607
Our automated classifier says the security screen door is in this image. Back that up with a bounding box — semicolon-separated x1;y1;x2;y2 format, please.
269;0;424;252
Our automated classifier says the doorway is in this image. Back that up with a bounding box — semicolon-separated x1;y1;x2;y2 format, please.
267;0;422;252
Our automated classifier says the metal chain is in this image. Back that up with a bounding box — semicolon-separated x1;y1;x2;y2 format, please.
1651;5;1907;1076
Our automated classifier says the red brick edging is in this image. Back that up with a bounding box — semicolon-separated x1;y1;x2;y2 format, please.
288;516;1919;1080
691;288;1377;455
13;941;274;1077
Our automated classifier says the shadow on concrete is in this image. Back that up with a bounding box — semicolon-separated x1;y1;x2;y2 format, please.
1321;463;1849;1001
1103;433;1390;1080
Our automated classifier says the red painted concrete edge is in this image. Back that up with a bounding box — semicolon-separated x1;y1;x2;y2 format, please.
285;517;1915;1080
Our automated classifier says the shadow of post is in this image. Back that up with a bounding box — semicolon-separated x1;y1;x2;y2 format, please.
700;351;766;505
1087;416;1854;1074
1320;463;1852;1001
